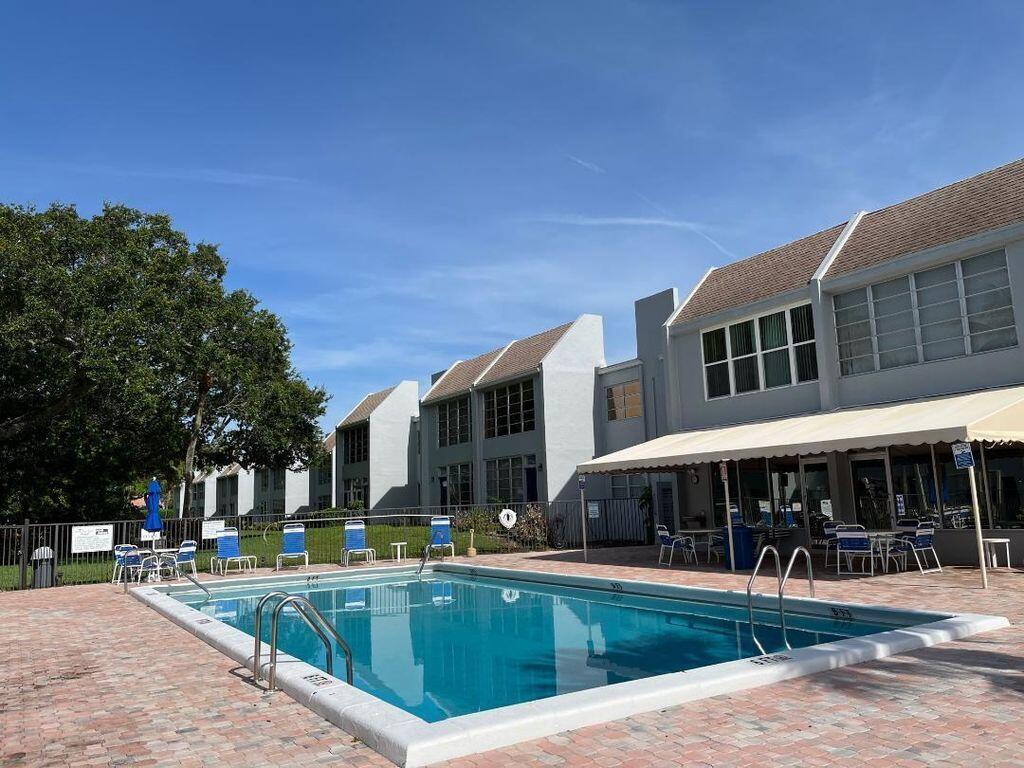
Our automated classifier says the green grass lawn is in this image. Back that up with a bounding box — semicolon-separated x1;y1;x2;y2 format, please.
0;523;539;590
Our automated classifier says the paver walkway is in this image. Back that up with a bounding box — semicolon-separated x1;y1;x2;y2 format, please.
1;547;1021;768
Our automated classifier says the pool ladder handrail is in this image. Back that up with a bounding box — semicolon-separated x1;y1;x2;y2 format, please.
746;545;816;653
253;592;354;689
184;573;212;600
416;543;431;577
746;545;786;653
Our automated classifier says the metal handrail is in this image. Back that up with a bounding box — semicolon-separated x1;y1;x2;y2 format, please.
253;591;292;682
183;573;212;598
746;545;788;650
268;595;354;690
416;544;430;576
781;546;815;598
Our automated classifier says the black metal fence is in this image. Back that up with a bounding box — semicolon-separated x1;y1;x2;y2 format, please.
0;498;649;591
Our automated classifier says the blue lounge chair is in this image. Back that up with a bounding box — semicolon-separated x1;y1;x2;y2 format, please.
112;544;143;583
836;525;874;576
657;525;696;566
893;521;942;574
821;521;840;568
212;527;257;575
342;520;376;566
276;523;309;571
428;516;455;560
169;539;198;578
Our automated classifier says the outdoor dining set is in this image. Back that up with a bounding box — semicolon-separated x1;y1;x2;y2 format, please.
657;518;944;577
111;516;456;584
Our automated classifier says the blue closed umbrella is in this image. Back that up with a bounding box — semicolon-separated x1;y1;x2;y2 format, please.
143;478;163;537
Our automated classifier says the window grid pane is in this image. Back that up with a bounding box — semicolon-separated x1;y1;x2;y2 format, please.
836;249;1016;376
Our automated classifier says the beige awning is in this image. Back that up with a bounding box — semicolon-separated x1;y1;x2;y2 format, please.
578;385;1024;474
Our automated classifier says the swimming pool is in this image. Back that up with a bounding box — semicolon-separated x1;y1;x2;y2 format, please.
136;563;1007;766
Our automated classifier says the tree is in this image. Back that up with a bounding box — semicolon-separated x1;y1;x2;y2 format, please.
0;202;327;522
173;287;328;515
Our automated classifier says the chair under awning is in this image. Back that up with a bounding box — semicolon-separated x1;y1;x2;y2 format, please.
577;385;1024;474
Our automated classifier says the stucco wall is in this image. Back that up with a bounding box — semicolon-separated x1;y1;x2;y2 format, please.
541;314;605;502
369;380;419;509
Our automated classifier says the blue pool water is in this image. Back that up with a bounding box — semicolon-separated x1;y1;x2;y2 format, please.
177;572;914;722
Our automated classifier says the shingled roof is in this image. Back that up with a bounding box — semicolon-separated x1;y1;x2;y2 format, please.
670;223;846;325
338;386;396;428
421;320;576;403
421;346;506;405
322;431;336;452
827;157;1024;278
670;157;1024;326
476;322;574;386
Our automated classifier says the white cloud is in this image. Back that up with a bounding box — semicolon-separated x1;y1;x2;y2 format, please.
566;154;606;174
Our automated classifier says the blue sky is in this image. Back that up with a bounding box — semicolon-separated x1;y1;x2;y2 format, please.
3;2;1023;430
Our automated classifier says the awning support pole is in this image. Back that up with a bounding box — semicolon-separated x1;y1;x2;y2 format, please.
720;462;735;573
967;465;989;590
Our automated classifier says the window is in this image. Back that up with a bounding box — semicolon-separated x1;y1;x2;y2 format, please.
611;474;647;499
272;498;285;515
260;470;269;492
317;456;332;487
606;380;642;421
834;249;1017;376
701;304;818;399
191;480;205;513
317;494;332;510
272;468;286;491
483;380;535;438
485;456;525;503
343;424;369;464
437;396;471;447
442;463;473;505
344;477;368;507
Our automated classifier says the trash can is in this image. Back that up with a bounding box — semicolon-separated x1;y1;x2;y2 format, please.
31;546;56;588
721;525;755;570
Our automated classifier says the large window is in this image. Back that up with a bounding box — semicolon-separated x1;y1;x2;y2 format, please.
485;456;525;503
343;424;369;464
344;477;368;507
611;473;647;499
443;462;473;505
606;380;642;421
190;480;205;514
437;396;471;447
483;380;535;438
317;455;332;487
833;249;1017;376
702;304;817;399
272;468;286;491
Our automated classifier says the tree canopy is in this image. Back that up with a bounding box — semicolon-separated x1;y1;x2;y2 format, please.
0;202;328;523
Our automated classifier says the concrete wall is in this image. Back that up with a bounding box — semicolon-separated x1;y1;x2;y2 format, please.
541;314;606;502
369;380;420;509
635;288;677;440
285;468;310;517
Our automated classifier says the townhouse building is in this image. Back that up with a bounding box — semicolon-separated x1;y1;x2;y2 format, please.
581;157;1024;561
419;315;605;507
334;381;419;510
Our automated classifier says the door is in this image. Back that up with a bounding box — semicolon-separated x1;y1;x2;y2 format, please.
850;454;894;530
799;459;831;537
439;476;449;507
658;483;675;529
524;467;538;503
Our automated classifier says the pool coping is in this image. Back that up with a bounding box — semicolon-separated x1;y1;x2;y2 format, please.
132;563;1009;767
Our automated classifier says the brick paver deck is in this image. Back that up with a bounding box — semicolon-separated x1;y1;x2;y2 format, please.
1;548;1022;768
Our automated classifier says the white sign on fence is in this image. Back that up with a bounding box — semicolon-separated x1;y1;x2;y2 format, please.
587;501;600;519
201;519;226;541
70;524;114;554
140;528;161;542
